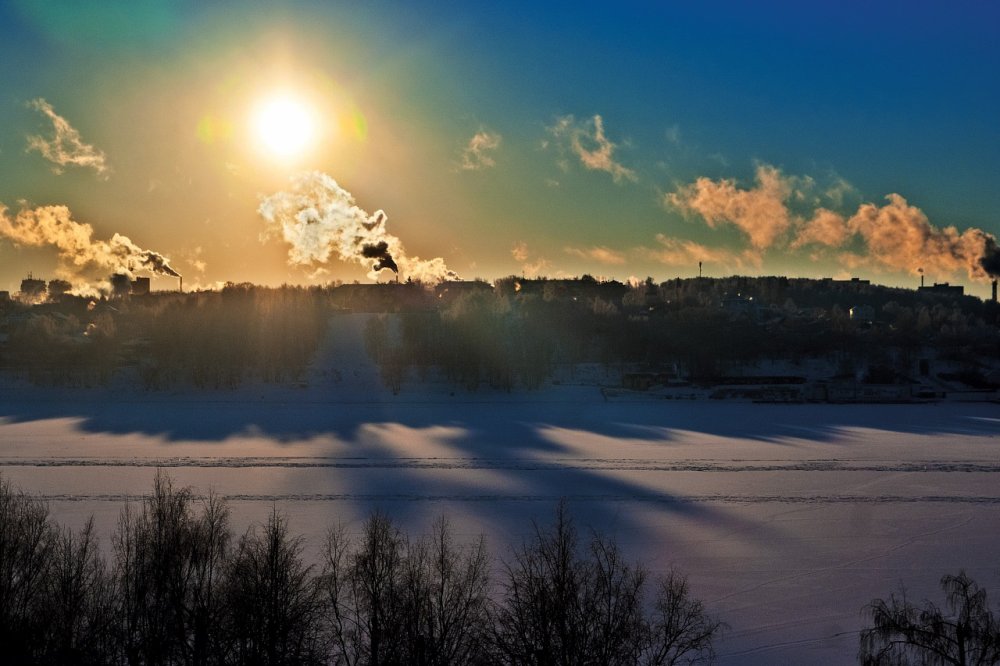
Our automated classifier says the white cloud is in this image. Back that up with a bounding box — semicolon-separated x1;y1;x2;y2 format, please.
459;130;501;170
564;245;626;265
25;98;109;177
510;241;549;277
640;234;761;270
511;241;530;263
547;114;636;183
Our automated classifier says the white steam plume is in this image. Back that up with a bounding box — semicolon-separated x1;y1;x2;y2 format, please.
0;203;179;289
667;164;792;250
667;164;1000;282
258;171;458;284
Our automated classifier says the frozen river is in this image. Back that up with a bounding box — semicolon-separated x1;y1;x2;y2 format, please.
1;385;998;664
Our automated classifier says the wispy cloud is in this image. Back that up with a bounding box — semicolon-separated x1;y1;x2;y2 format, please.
459;130;501;170
511;241;549;277
639;234;761;271
26;98;109;177
547;114;636;183
564;245;626;265
511;241;530;263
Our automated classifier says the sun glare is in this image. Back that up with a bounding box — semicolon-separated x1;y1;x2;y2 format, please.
250;93;318;161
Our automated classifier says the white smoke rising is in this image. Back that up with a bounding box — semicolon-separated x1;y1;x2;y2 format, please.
258;171;458;284
845;194;995;280
667;164;792;250
0;203;179;289
668;164;999;282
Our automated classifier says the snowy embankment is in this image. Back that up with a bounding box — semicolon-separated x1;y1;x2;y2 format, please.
0;314;998;664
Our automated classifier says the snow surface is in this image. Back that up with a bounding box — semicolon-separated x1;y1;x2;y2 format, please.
1;314;998;664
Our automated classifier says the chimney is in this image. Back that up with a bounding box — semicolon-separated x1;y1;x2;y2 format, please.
992;279;997;303
179;275;183;293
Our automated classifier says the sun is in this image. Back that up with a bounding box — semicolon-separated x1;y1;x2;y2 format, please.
250;93;319;161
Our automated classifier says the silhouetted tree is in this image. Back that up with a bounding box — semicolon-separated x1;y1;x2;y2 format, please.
493;502;646;665
320;511;406;665
860;571;1000;665
226;510;322;666
398;517;492;666
0;475;55;662
113;471;232;665
39;520;116;665
644;569;725;666
493;502;723;666
320;512;492;666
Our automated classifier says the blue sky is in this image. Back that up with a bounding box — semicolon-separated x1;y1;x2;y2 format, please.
0;1;997;295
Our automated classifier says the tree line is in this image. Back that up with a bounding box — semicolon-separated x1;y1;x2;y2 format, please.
0;473;723;665
3;276;998;390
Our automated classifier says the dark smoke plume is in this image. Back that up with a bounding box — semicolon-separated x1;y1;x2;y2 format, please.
361;241;399;274
979;238;1000;278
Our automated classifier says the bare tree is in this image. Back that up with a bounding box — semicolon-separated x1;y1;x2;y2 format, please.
320;510;406;666
399;516;492;666
225;509;322;666
39;520;116;664
583;536;647;666
494;501;723;666
320;512;492;666
0;475;55;662
860;571;1000;666
642;569;724;666
113;471;232;665
493;501;586;665
493;501;647;666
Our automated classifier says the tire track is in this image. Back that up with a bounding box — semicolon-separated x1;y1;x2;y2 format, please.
4;456;1000;473
34;492;1000;505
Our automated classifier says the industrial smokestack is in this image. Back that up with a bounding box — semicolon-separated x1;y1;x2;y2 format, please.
179;275;183;293
993;279;997;303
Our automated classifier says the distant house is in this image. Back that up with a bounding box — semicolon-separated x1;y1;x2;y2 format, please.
434;280;492;305
20;275;46;301
918;282;964;297
130;277;151;296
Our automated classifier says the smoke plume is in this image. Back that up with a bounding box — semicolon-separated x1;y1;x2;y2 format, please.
844;194;995;280
361;241;399;274
0;203;180;288
980;238;1000;278
668;165;1000;282
668;165;792;250
258;171;458;284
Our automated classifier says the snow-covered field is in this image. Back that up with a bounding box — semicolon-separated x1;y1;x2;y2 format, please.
1;316;998;664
